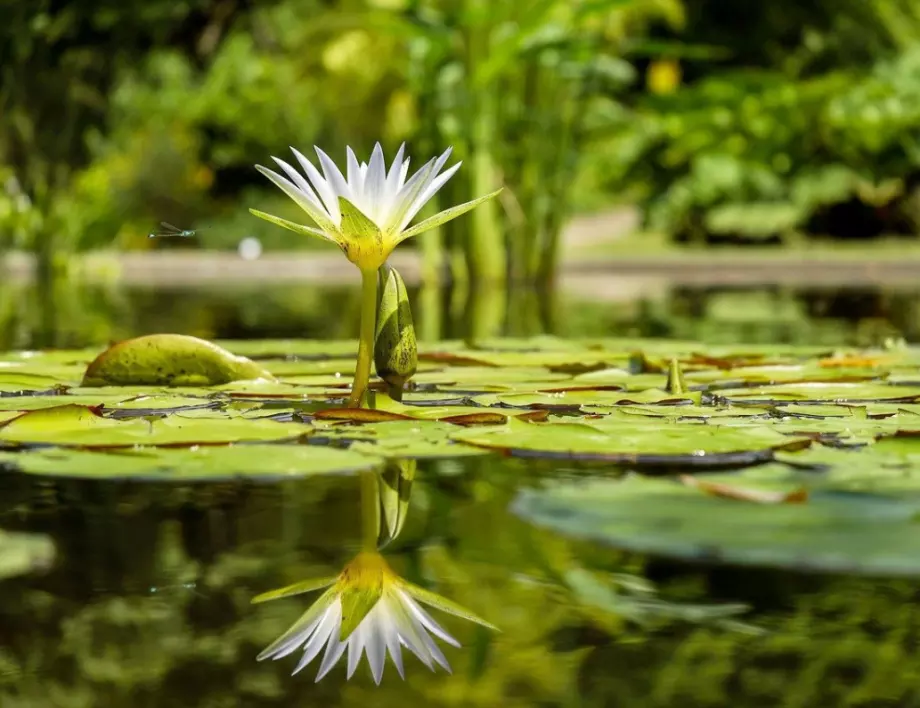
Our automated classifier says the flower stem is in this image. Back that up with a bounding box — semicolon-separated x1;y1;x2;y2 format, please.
349;268;378;408
360;470;380;551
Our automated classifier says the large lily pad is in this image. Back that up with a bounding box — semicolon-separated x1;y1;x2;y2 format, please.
450;418;809;466
512;475;920;576
0;444;382;480
0;404;305;448
315;420;489;459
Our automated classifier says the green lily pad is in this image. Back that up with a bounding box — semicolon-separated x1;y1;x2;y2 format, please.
411;367;571;390
716;383;920;404
0;443;381;480
0;404;306;448
595;404;771;420
316;420;489;459
0;394;214;412
512;475;920;576
450;417;809;466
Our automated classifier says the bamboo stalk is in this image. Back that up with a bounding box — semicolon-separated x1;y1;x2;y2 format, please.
463;0;506;284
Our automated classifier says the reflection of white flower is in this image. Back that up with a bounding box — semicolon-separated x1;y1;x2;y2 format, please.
254;551;497;684
251;143;501;271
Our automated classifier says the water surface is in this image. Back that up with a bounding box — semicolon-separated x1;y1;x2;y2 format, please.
1;279;918;706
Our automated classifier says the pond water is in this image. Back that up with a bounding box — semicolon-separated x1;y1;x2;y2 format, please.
1;279;920;707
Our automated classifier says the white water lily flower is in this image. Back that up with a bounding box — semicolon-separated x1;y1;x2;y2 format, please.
251;143;501;271
253;551;498;684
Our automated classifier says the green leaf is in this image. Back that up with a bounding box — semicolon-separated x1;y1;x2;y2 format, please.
251;576;338;604
402;580;499;631
395;188;503;244
338;197;382;240
339;584;383;641
249;208;339;245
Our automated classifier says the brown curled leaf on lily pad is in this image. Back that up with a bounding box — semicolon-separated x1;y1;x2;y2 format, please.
312;408;414;423
679;474;809;504
81;334;276;387
440;410;550;425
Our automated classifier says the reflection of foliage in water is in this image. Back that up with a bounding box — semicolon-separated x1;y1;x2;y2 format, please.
0;277;917;351
0;456;848;706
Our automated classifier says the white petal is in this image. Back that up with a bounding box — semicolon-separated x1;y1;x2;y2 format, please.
407;147;453;202
366;612;386;685
418;629;452;673
270;157;326;213
386;148;453;231
269;607;329;661
400;590;461;648
293;603;339;675
396;161;461;232
346;147;365;198
291;147;342;224
382;143;407;209
315;147;353;202
346;621;367;679
388;597;435;670
364;142;387;223
381;607;405;679
315;610;349;682
381;156;438;232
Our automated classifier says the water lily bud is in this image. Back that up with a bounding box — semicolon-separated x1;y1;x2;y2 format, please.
374;263;417;400
377;458;417;548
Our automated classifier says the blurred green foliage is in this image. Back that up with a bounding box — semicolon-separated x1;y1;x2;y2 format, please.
3;0;920;278
0;0;678;282
607;0;920;243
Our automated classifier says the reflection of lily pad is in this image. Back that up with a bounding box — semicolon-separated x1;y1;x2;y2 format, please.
451;418;809;466
0;530;56;579
512;476;920;575
0;444;382;480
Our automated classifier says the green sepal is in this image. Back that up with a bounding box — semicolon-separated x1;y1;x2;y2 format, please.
251;576;337;604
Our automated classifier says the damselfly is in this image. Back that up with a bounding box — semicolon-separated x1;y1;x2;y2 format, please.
148;222;199;238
